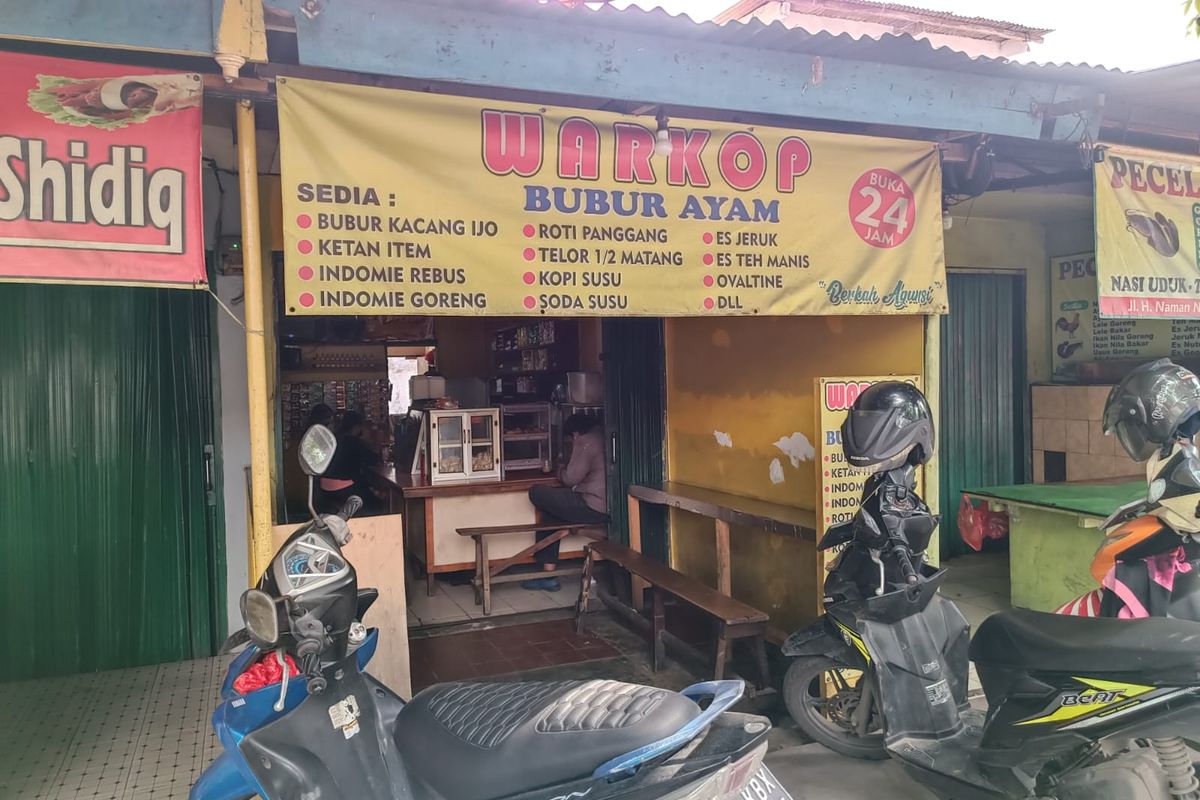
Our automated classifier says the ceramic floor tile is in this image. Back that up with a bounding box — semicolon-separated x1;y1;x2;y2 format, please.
954;599;999;631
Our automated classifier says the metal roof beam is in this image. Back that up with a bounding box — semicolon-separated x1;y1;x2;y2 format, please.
290;0;1095;142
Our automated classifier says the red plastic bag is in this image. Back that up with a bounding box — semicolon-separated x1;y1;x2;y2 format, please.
233;652;300;695
958;494;1009;552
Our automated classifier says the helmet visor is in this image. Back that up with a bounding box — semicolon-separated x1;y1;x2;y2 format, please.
858;446;914;475
1112;418;1157;462
842;410;899;467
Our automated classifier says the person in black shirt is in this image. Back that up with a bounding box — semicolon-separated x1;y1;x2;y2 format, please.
317;410;384;513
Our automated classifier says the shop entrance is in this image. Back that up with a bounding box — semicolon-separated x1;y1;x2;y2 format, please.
0;282;225;681
602;318;668;562
939;271;1027;560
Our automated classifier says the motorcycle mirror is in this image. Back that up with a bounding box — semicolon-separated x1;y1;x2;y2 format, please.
240;589;282;649
300;424;337;476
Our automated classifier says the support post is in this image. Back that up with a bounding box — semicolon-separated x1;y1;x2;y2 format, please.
628;494;647;610
924;313;941;567
714;519;731;596
237;100;273;583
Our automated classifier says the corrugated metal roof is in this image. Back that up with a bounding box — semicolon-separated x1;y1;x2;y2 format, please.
490;0;1122;81
713;0;1050;40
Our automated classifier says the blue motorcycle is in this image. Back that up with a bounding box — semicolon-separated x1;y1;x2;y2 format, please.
191;423;780;800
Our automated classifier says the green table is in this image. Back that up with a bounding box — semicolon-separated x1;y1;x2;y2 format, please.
962;482;1144;612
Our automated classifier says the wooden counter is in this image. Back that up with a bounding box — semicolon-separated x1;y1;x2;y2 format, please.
387;471;557;499
391;470;595;596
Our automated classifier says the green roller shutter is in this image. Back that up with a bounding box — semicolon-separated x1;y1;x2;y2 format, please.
0;282;224;680
602;318;668;562
939;272;1027;559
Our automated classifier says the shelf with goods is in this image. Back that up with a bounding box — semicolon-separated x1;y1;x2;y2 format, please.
280;376;392;448
500;403;553;474
281;342;389;373
489;320;579;402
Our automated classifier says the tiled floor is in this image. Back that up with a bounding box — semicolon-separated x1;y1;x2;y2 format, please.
0;658;227;800
0;554;1014;800
408;617;622;691
407;570;585;628
940;550;1012;630
940;550;1012;699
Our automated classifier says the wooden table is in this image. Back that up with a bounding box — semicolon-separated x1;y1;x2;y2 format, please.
627;481;818;607
390;470;595;596
963;481;1142;612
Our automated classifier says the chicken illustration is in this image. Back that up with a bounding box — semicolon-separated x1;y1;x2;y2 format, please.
1055;312;1081;335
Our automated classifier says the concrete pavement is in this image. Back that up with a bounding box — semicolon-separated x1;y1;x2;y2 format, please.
765;742;937;800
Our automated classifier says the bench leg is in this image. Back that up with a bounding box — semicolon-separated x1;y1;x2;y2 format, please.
427;570;437;598
752;636;770;690
472;536;483;606
481;537;493;616
575;548;595;635
651;588;666;673
713;621;729;681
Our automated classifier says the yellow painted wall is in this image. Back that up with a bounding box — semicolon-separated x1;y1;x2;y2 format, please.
665;315;925;633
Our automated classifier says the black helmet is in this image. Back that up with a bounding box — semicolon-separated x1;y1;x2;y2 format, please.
841;382;934;473
1103;358;1200;462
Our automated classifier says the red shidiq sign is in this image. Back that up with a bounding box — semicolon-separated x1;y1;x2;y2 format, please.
0;51;205;288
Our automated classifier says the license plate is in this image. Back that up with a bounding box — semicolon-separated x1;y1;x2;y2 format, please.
738;766;794;800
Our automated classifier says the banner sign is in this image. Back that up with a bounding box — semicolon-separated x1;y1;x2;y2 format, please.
278;78;947;317
1096;144;1200;318
815;375;922;569
0;52;205;288
1051;251;1200;378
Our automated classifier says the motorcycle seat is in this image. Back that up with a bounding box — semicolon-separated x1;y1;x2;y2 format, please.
970;608;1200;679
394;679;701;800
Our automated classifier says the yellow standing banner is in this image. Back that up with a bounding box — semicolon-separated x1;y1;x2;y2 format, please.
277;77;947;317
815;376;923;573
1096;145;1200;318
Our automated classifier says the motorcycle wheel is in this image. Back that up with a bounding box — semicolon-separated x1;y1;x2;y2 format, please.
783;656;888;760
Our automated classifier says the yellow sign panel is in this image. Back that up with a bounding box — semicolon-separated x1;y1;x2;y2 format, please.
816;376;923;569
1096;144;1200;318
277;77;947;317
1051;251;1200;379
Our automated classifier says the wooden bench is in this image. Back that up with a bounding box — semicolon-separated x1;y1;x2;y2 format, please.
577;539;771;688
457;523;604;615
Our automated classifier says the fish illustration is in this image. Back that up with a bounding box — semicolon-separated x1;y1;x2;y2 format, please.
1125;209;1180;258
1057;341;1083;360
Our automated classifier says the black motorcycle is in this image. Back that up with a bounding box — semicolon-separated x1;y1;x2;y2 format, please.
782;464;1200;800
193;423;779;800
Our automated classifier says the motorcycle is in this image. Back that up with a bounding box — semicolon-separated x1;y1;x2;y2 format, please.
1056;439;1200;621
191;423;779;800
781;463;1200;800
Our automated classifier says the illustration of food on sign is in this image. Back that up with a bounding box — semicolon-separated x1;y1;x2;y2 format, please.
27;73;201;129
1124;209;1180;258
1057;341;1084;360
1055;312;1081;335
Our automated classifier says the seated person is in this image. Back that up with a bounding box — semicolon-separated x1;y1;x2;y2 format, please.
317;410;385;514
523;414;608;592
